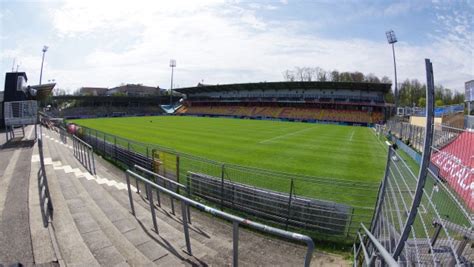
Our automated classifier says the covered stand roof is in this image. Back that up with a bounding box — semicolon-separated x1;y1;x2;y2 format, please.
175;81;391;95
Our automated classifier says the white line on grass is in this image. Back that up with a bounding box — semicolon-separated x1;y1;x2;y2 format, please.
349;130;354;141
259;127;314;144
370;128;388;152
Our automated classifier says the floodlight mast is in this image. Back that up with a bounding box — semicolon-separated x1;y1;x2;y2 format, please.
386;30;398;109
169;59;176;105
39;45;49;85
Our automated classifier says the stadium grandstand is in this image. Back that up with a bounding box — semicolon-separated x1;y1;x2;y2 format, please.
47;95;179;119
175;81;391;126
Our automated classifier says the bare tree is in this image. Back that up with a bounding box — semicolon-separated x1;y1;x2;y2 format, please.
381;76;391;84
282;70;295;81
315;67;327;81
330;70;340;82
351;71;365;82
365;73;380;83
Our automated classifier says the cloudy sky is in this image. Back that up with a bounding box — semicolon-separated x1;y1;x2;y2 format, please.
0;0;472;93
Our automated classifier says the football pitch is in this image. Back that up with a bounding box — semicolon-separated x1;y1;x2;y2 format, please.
72;116;387;184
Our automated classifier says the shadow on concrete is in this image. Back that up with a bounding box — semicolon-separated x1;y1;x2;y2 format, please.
134;217;209;266
138;194;211;239
38;167;54;227
1;139;36;150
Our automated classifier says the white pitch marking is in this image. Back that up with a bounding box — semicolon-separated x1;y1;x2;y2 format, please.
259;127;314;144
31;154;136;191
349;130;355;141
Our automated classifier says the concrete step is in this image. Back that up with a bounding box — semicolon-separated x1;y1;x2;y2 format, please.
40;137;99;266
41;129;322;266
99;176;220;261
43;132;155;266
28;139;58;265
52;144;213;265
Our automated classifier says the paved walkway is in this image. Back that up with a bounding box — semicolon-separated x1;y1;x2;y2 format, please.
0;127;38;265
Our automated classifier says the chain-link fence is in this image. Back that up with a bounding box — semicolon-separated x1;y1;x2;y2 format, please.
75;125;380;242
354;59;473;266
386;119;465;153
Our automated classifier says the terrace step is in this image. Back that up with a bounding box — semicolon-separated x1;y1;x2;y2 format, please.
42;131;156;266
40;136;99;266
42;129;211;265
55;139;220;263
41;127;331;266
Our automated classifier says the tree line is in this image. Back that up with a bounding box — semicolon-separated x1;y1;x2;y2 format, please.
282;67;392;84
282;67;464;107
398;79;464;107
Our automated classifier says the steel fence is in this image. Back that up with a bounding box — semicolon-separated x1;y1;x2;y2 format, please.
354;59;473;266
74;125;380;242
126;169;315;267
72;134;96;175
36;117;54;227
385;119;465;153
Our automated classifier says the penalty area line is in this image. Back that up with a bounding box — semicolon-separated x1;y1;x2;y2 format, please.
259;127;314;144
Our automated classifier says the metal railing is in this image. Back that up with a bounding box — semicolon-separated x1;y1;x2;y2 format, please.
355;223;399;267
72;134;96;175
36;119;54;227
59;126;68;144
133;164;190;221
125;169;315;267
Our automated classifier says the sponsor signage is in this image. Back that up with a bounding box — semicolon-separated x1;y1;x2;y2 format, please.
431;131;474;210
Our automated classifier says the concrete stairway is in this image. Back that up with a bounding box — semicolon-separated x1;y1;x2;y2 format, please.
38;128;329;266
40;129;217;265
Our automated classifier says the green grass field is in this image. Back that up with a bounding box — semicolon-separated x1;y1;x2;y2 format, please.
72;116;387;183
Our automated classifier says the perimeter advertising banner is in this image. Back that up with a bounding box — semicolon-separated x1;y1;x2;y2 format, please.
466;80;474;102
431;131;474;210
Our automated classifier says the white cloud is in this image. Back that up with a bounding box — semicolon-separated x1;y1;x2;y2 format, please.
5;0;467;93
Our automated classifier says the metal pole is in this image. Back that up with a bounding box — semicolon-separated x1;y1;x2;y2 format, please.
233;221;239;267
361;224;398;267
169;181;175;215
91;148;96;175
285;179;294;230
170;66;174;105
392;43;398;108
393;59;436;261
39;50;46;85
221;164;225;211
155;177;161;207
147;184;159;233
181;201;192;255
176;156;180;194
126;173;135;216
187;174;192;224
370;148;393;233
127;141;131;167
86;145;92;173
35;114;38;140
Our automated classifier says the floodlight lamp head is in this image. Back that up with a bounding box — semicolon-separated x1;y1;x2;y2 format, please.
42;45;49;52
386;30;397;44
170;59;176;67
